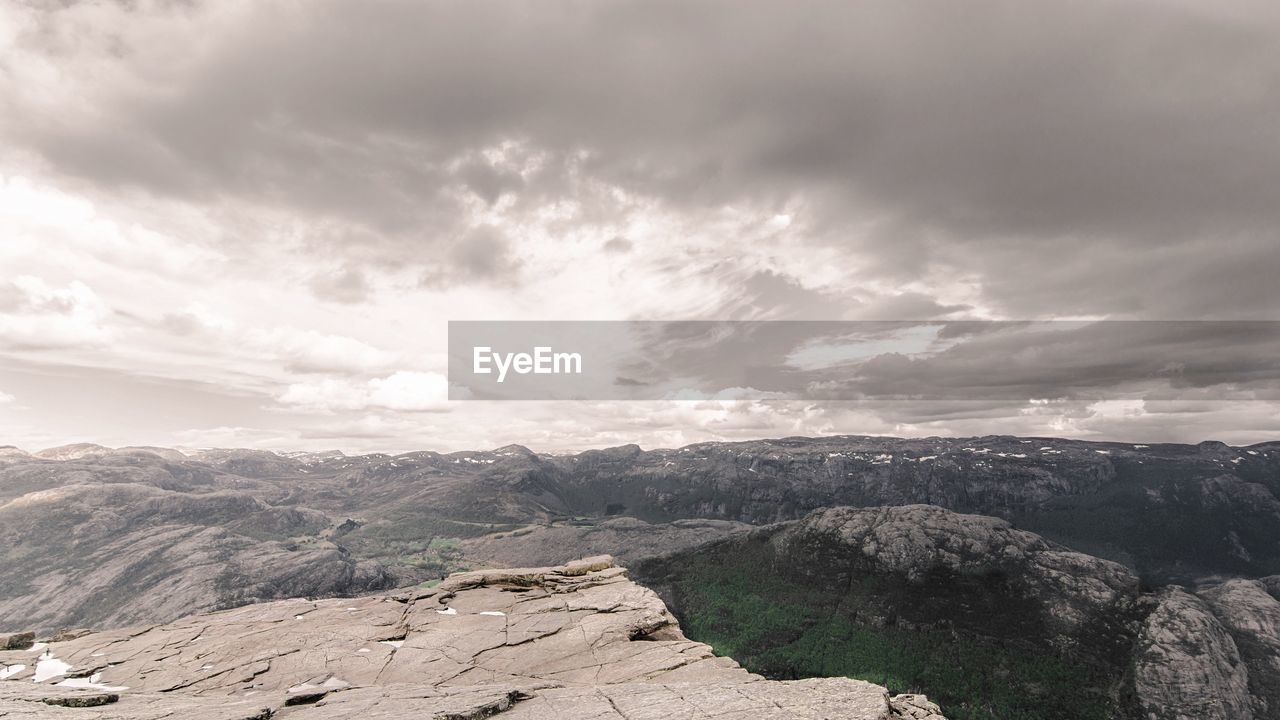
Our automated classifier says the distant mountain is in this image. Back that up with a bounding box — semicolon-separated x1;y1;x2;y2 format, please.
0;434;1277;630
1;435;1277;718
32;443;113;461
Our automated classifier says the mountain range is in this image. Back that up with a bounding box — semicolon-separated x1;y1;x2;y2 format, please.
1;435;1278;718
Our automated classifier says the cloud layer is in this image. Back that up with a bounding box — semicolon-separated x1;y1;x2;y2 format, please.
0;0;1277;451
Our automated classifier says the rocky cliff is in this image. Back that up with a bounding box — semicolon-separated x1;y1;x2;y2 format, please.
0;558;943;719
632;505;1280;720
770;505;1144;662
1132;588;1254;720
1197;578;1280;718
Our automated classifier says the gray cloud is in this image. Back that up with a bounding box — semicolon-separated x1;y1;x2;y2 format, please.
602;237;633;254
3;0;1280;449
6;0;1278;316
421;225;522;288
451;320;1280;405
310;266;371;304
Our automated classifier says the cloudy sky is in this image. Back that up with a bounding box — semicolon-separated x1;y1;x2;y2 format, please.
1;0;1278;453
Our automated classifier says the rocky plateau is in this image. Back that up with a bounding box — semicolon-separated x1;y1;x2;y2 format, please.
0;558;942;719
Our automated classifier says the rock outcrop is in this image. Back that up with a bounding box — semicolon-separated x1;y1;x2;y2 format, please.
0;558;942;719
768;505;1144;662
0;633;33;651
1198;578;1280;717
1133;588;1254;720
632;505;1155;719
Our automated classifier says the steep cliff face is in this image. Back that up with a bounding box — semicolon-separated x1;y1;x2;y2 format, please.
633;505;1280;720
1198;578;1280;718
633;505;1150;720
0;558;943;720
770;506;1144;663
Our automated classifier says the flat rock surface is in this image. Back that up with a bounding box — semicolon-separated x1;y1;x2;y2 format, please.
0;558;923;719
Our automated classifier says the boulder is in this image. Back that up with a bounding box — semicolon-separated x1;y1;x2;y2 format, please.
0;632;34;651
1133;588;1254;720
1198;579;1280;717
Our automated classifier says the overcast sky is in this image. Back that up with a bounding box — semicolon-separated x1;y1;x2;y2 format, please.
1;0;1278;453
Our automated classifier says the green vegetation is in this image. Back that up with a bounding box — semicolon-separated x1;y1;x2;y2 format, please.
660;547;1124;720
343;512;517;568
336;514;519;576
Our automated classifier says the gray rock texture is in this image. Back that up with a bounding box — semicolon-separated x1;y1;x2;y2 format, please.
0;558;939;719
769;505;1143;657
0;483;398;633
0;633;33;651
1198;578;1280;718
1133;588;1254;720
890;694;947;719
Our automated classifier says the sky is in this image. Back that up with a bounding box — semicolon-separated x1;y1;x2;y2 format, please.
0;0;1278;453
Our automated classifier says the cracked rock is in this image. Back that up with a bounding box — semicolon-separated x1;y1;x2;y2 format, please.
1;557;941;719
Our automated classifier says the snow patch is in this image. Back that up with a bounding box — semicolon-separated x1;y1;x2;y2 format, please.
32;652;72;682
57;673;127;692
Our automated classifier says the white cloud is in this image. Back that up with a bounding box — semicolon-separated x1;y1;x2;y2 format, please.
0;175;225;278
367;371;452;411
0;276;114;349
246;327;397;375
277;371;451;413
